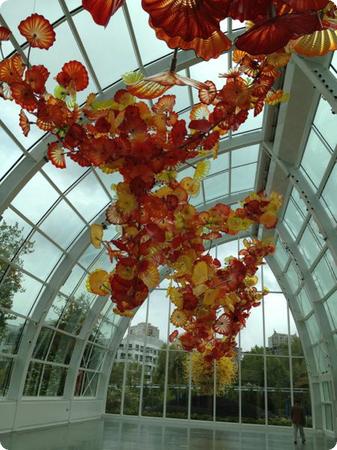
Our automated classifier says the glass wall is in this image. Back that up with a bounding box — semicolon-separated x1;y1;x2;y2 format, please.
106;240;311;426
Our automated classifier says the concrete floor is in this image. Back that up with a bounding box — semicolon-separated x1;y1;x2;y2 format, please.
0;418;336;450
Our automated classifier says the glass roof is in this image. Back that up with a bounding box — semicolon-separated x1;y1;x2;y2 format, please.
0;1;336;434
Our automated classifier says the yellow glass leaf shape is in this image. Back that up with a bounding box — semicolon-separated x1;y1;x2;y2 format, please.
292;29;337;57
265;90;289;106
181;177;200;196
175;255;194;276
167;287;183;308
54;84;68;100
127;79;169;100
203;288;219;306
116;191;137;214
193;284;208;297
122;71;144;85
190;103;209;120
244;275;258;287
86;270;110;296
192;261;209;285
90;223;103;249
140;263;160;289
170;309;188;327
194;160;210;181
155;170;177;184
154;186;173;197
92;98;120;111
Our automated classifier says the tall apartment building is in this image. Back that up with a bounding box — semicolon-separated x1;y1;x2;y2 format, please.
115;322;164;383
268;330;296;351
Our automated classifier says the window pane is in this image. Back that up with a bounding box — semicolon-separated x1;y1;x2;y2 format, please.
204;172;229;201
1;270;43;316
0;313;25;354
306;316;320;345
106;361;123;414
301;129;331;189
75;370;99;397
321;163;337;223
241;354;265;424
24;362;67;396
297;288;312;318
265;294;289;355
231;163;256;193
312;252;336;297
313;98;337;150
324;290;337;330
166;349;188;419
81;344;106;371
0;355;13;396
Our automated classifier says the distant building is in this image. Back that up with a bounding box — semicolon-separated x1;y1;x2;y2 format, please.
115;322;164;383
268;330;296;351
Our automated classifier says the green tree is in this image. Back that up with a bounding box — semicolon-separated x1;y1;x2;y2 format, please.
152;343;186;387
0;220;34;338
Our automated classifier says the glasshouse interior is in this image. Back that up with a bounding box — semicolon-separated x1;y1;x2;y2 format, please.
0;0;337;449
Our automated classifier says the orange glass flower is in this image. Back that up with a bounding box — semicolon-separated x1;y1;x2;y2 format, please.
11;82;37;111
56;60;89;92
0;26;11;41
142;0;232;59
25;65;49;94
18;14;56;49
235;11;323;55
47;142;66;169
83;0;124;26
0;54;25;83
19;109;30;137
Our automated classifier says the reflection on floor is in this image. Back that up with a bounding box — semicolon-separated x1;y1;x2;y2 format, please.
0;418;336;450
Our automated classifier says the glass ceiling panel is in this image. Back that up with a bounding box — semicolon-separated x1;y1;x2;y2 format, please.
73;10;138;89
297;287;312;318
39;200;86;249
273;237;289;271
42;161;88;194
60;264;87;296
0;98;45;148
321;163;337;224
7;271;43;316
312;251;336;297
204;171;229;202
208;152;229;175
232;144;259;166
232;109;263;136
66;172;110;222
324;289;337;331
11;173;60;224
0;127;24;180
17;230;62;280
283;197;305;240
298;219;324;267
313;97;337;151
231;163;256;193
127;1;169;64
300;129;332;190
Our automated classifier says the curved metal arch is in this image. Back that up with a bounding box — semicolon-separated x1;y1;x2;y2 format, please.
6;208;105;400
277;224;337;426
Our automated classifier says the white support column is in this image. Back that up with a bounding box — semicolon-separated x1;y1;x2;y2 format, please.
277;224;337;431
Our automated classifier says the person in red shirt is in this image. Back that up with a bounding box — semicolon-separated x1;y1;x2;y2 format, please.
291;399;306;445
